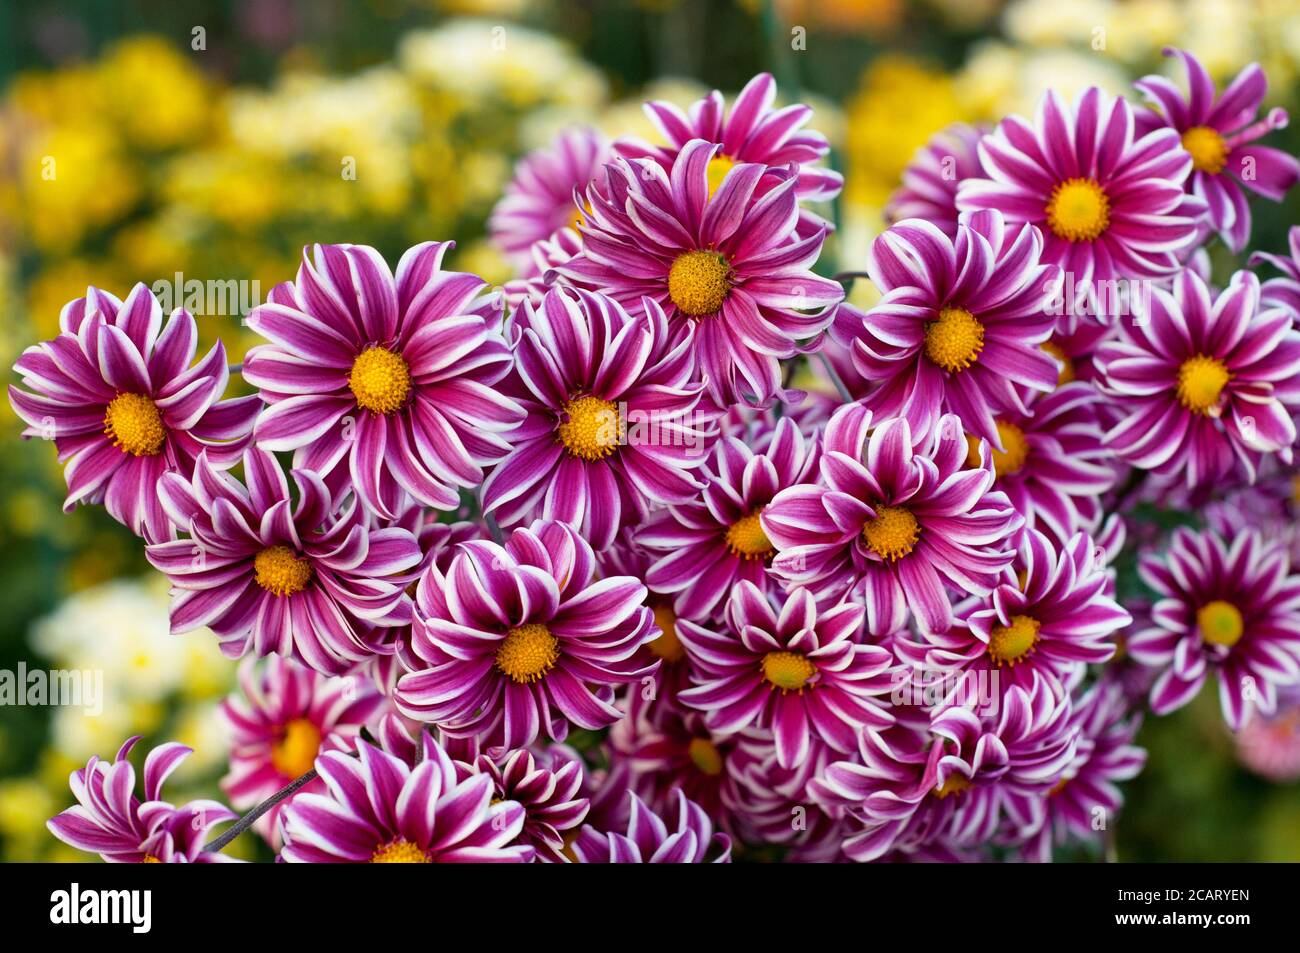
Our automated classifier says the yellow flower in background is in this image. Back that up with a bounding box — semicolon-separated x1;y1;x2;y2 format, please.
23;258;124;343
95;36;213;151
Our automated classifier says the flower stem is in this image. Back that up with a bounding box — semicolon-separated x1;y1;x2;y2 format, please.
203;768;318;853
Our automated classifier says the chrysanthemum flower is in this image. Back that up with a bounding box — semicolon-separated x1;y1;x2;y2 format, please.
813;682;1077;861
615;72;842;234
570;789;731;863
1096;269;1300;487
638;415;817;622
885;122;987;237
489;126;608;265
48;736;236;863
503;226;582;313
917;529;1129;695
676;582;895;767
8;284;259;542
765;403;1022;635
220;656;387;845
279;739;533;862
244;242;524;519
552;139;842;406
1234;687;1300;781
1136;47;1299;252
1252;224;1300;313
145;448;420;675
957;88;1205;293
1127;526;1300;730
481;288;712;549
396;519;658;749
847;210;1061;444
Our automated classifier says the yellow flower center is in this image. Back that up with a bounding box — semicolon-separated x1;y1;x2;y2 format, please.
558;394;621;461
706;154;736;196
349;346;412;415
649;602;686;664
1042;341;1074;385
761;650;817;691
924;307;985;373
253;545;313;597
966;421;1030;477
862;505;920;561
688;737;725;776
271;718;322;779
1181;125;1229;175
1176;355;1230;414
142;855;161;863
1197;600;1244;648
103;393;166;456
725;509;774;559
370;839;431;863
1045;177;1110;242
934;773;972;799
668;250;731;316
496;623;559;683
987;614;1041;665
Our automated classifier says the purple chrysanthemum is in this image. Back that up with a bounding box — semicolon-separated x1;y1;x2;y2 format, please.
8;284;259;542
1127;526;1300;730
244;242;524;519
1251;224;1300;313
395;519;657;749
1096;269;1300;487
885;122;987;237
1136;47;1299;252
48;736;236;863
764;403;1022;635
570;789;731;863
145;448;420;675
1235;686;1300;782
847;209;1061;444
481;288;712;549
676;582;894;767
490;126;608;265
279;738;532;862
638;415;817;622
552;139;842;406
957;88;1205;294
503;226;582;313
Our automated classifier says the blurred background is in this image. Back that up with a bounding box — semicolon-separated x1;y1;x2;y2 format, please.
1;0;1298;862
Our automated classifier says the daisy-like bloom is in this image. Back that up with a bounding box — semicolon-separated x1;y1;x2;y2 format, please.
916;529;1130;694
638;415;817;622
1127;526;1300;730
244;242;524;520
964;382;1118;543
570;789;731;863
1235;686;1300;782
8;284;258;542
1136;47;1299;252
1096;269;1300;487
145;448;420;675
458;745;589;863
503;226;582;313
48;736;236;863
1022;681;1145;862
615;72;843;234
812;682;1077;861
481;288;712;549
220;656;387;846
885;122;987;237
677;582;895;768
1252;224;1300;314
848;210;1061;444
279;739;533;863
765;403;1022;635
489;126;608;265
552;140;842;407
957;88;1205;294
396;519;658;749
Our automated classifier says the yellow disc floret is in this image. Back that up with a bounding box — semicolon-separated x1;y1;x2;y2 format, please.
762;650;817;691
966;421;1030;477
496;623;560;683
1181;125;1230;175
271;718;322;778
706;154;736;196
1176;355;1230;414
924;307;985;373
104;393;166;456
725;509;774;559
933;773;972;799
668;250;731;316
649;602;686;663
862;505;920;561
688;737;725;776
1197;600;1244;648
557;394;621;460
370;839;431;863
1045;177;1110;242
1042;341;1074;385
987;614;1041;665
349;346;412;414
254;545;313;597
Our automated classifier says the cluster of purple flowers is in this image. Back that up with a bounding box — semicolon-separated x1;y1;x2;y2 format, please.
23;56;1300;863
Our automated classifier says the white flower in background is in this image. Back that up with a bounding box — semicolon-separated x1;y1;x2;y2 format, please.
1002;0;1116;50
